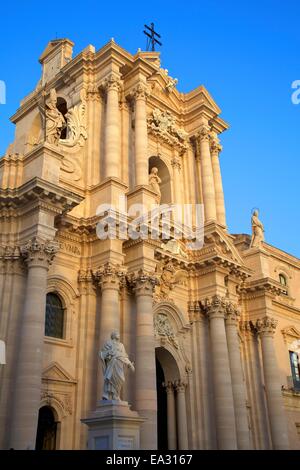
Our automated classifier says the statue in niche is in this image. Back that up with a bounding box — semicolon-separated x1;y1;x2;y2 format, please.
250;209;265;248
42;88;66;145
99;331;134;401
149;167;161;201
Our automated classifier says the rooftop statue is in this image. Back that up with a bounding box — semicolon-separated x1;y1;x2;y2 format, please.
250;209;265;248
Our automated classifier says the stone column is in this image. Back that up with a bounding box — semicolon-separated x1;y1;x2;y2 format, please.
97;263;124;345
256;317;289;449
103;73;121;179
134;83;149;187
203;295;237;449
9;238;58;449
164;381;177;450
132;271;157;449
225;304;251;449
175;380;188;449
196;125;216;221
210;132;226;226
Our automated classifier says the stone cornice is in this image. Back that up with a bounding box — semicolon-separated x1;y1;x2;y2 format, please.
0;177;83;214
239;277;286;298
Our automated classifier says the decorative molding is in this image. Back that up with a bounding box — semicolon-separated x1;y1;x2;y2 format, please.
282;326;300;343
154;260;187;301
147;108;189;154
154;312;179;349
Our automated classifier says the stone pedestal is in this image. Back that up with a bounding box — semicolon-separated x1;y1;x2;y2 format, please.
81;400;145;450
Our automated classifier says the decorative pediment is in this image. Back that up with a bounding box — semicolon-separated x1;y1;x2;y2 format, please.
282;326;300;342
42;362;77;384
203;226;246;266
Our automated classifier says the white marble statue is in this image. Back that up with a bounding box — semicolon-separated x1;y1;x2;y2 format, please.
149;167;162;201
99;331;134;401
250;209;265;248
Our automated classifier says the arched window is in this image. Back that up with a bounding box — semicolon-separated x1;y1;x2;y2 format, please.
279;273;287;286
56;97;68;140
45;293;64;339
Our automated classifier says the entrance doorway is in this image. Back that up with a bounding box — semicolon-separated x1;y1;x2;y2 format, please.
156;357;168;449
35;406;57;450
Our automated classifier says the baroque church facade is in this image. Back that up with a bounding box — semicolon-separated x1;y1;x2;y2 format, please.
0;38;300;450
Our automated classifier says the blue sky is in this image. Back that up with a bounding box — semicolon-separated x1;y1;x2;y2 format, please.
1;0;299;257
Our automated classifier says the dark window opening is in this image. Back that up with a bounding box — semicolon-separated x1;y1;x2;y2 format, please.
289;350;300;391
45;293;64;339
35;406;57;450
56;97;68;139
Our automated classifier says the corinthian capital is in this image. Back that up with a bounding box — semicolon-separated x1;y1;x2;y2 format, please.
196;124;211;142
201;294;227;319
209;132;223;155
255;316;278;336
130;82;150;100
129;269;158;296
174;379;187;393
225;302;241;326
102;73;122;92
94;262;125;290
20;237;59;267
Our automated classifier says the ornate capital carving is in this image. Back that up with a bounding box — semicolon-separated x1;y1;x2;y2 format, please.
163;381;175;394
201;294;227;319
20;238;59;268
171;156;181;171
255;316;277;337
132;82;150;100
174;379;187;393
129;270;158;297
102;73;122;92
209;132;222;155
0;245;26;275
94;262;125;290
225;302;241;326
196;124;211;142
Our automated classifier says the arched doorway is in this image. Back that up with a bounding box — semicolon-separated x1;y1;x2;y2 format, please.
35;406;57;450
156;357;168;449
156;347;183;450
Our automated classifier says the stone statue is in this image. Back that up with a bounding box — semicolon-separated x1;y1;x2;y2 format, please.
149;167;161;201
43;88;66;145
250;209;265;248
99;331;134;401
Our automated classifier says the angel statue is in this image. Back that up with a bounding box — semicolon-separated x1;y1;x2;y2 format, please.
250;209;265;248
42;88;66;145
99;331;134;401
149;167;162;202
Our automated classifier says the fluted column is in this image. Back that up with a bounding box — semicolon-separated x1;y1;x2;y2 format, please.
196;125;216;221
225;304;251;449
256;317;289;449
134;83;149;186
132;271;157;449
210;132;226;226
9;238;58;449
175;380;188;449
164;381;177;450
103;73;121;179
203;295;237;449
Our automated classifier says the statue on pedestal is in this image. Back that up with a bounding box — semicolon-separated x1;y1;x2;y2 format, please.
250;209;265;248
99;331;134;401
149;167;161;202
42;88;66;145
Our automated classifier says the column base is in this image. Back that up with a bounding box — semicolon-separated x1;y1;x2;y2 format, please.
81;400;145;450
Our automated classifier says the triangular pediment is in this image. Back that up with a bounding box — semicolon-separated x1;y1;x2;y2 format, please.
282;326;300;340
185;85;221;115
204;225;246;267
42;362;76;384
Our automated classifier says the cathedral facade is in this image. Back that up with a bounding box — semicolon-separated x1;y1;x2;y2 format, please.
0;38;300;450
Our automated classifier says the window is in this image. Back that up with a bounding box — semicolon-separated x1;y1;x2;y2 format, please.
289;351;300;391
279;274;288;295
45;293;64;339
